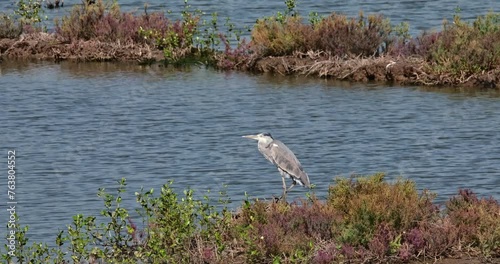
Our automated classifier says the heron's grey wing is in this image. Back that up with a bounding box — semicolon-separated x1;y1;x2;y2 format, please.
258;141;277;165
268;140;310;187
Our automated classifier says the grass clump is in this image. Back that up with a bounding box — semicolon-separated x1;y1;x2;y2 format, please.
310;12;392;57
251;16;310;57
230;198;338;262
427;12;500;78
251;10;392;58
446;189;500;257
328;173;437;248
248;1;500;87
54;0;171;44
0;14;23;39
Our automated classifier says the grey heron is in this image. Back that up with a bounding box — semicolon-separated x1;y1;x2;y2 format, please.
242;133;311;199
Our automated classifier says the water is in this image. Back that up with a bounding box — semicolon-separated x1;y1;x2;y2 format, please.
1;61;500;245
1;0;499;36
1;0;500;247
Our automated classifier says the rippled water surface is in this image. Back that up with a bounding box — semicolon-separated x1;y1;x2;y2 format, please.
1;0;500;35
1;61;500;244
1;0;500;246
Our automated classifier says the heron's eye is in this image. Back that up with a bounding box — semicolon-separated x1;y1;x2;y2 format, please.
263;133;272;138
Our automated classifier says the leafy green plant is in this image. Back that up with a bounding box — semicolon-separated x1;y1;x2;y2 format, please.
14;0;45;27
308;11;322;26
393;21;411;42
61;178;135;262
2;214;28;263
275;0;298;23
197;12;220;50
252;15;309;56
66;214;98;262
135;182;198;262
138;0;204;64
0;0;45;37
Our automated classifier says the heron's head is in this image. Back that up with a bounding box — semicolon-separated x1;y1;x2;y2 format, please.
242;132;273;143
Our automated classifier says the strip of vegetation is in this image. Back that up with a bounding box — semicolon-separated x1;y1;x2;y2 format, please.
1;0;500;87
2;174;498;263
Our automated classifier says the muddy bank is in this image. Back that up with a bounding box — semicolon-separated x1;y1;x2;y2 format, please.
2;33;500;89
254;54;500;89
0;33;163;63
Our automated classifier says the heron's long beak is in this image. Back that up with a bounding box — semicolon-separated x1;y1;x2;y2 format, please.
242;134;259;140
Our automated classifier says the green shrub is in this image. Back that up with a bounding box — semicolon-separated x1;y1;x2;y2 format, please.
135;182;200;262
251;15;310;57
328;173;437;246
14;0;44;27
427;12;500;77
0;14;22;39
311;12;392;57
250;11;393;58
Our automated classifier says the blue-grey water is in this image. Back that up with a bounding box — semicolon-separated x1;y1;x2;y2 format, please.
1;0;500;248
1;0;500;36
1;61;500;247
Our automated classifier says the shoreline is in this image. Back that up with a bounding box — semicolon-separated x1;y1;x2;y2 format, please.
0;33;500;89
2;0;500;89
2;33;499;89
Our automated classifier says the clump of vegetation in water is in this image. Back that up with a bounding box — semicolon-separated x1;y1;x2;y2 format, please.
1;0;500;87
389;9;500;82
52;0;247;65
2;174;499;263
54;1;179;47
248;1;500;87
428;11;500;78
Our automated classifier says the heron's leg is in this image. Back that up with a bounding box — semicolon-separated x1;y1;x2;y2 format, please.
287;182;296;192
281;176;287;200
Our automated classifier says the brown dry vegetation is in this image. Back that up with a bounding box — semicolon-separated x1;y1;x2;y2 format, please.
0;33;163;62
253;53;500;88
